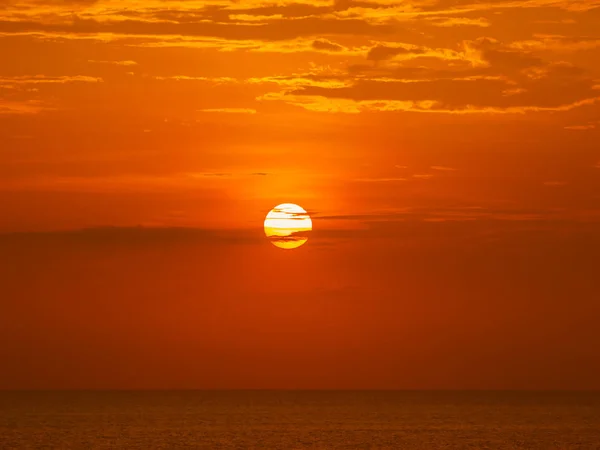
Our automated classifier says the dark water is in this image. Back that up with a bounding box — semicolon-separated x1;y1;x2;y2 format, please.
1;391;599;449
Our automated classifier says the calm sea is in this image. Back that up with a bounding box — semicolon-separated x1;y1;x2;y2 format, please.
1;391;599;449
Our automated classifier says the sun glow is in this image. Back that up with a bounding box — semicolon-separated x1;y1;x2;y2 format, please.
264;203;312;249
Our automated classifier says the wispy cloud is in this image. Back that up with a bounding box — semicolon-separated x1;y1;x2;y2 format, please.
317;205;600;225
431;166;456;171
197;108;257;114
429;17;491;27
0;75;103;85
353;177;408;182
311;39;346;52
0;99;49;115
258;91;600;115
564;121;598;130
87;59;138;66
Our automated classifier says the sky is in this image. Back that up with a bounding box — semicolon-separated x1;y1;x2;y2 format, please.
1;0;599;390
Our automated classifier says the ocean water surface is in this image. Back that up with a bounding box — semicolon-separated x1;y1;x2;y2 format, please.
1;391;599;449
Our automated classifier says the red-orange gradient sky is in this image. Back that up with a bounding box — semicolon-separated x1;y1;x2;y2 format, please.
1;0;600;390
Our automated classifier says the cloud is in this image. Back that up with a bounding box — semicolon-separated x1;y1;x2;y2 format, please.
311;39;345;52
353;177;408;182
431;166;456;171
509;36;600;53
429;17;491;27
87;59;137;66
315;205;600;225
248;73;352;89
258;90;600;114
0;171;274;193
0;16;391;41
253;40;600;114
0;75;103;86
1;0;99;7
87;32;348;55
564;119;599;130
0;226;265;246
1;0;599;123
5;205;580;248
197;108;257;114
360;39;545;70
155;76;236;83
195;172;233;177
367;44;422;61
1;0;599;42
284;77;536;107
0;99;49;114
564;124;596;130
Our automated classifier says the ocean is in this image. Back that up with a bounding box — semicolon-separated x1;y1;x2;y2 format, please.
1;391;599;449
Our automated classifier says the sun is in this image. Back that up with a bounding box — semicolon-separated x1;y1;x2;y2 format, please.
264;203;312;249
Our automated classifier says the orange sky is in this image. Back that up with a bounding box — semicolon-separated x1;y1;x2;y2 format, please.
1;0;599;389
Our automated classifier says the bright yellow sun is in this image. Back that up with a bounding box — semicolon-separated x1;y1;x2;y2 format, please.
264;203;312;249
